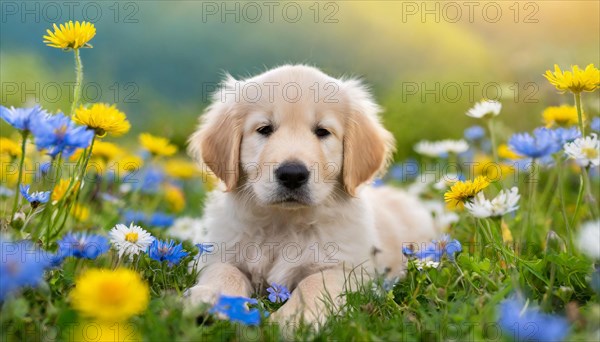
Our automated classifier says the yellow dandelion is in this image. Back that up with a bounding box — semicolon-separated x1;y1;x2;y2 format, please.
164;159;199;179
444;176;490;209
473;154;514;181
501;221;513;243
43;21;96;50
542;105;582;128
498;144;523;160
164;184;185;213
70;268;149;321
71;204;90;222
74;103;130;137
71;319;141;342
91;141;125;161
1;155;17;185
51;179;80;203
1;156;35;185
109;154;144;181
544;64;599;93
139;133;177;157
0;137;21;158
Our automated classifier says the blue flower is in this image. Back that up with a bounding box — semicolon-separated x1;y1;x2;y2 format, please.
464;125;486;141
434;234;462;261
0;105;47;132
0;239;52;301
30;113;93;158
210;295;261;326
403;243;443;262
551;127;581;146
403;234;462;264
591;117;600;133
148;212;175;228
122;210;147;225
266;283;290;303
19;184;50;207
56;232;110;260
148;239;188;266
388;159;419;181
131;167;165;194
509;128;561;159
195;243;214;256
498;298;570;342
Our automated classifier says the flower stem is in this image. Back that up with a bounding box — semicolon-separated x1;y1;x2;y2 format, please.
70;49;83;116
556;159;574;253
524;159;537;243
582;166;599;218
10;131;28;222
487;117;498;164
53;136;96;238
574;92;585;136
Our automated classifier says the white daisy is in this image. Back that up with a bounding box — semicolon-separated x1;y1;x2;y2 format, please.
465;187;520;218
442;139;469;154
466;100;502;119
109;223;154;257
415;260;440;271
167;217;206;243
577;220;600;259
423;200;460;230
564;134;600;167
414;139;469;157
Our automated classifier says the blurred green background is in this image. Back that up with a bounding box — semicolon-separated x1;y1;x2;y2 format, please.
1;0;599;159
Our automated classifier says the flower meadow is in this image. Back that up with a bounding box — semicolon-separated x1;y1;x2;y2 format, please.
1;21;600;342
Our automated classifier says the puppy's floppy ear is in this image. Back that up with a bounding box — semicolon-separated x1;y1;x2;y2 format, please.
342;79;395;196
188;76;242;191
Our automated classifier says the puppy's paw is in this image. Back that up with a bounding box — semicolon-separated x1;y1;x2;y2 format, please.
270;302;323;332
183;285;218;312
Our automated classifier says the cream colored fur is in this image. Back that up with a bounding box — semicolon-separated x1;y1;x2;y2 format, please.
186;65;437;327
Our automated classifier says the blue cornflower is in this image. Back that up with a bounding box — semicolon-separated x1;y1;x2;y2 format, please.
403;243;443;262
551;127;581;146
195;243;215;256
266;283;290;303
56;232;110;260
388;159;419;181
148;239;188;266
464;125;486;141
403;234;462;266
19;184;50;207
498;298;570;342
591;117;600;133
0;105;47;132
0;239;52;301
148;212;175;228
210;295;261;326
122;210;147;225
434;234;462;261
30;113;93;158
509;128;561;159
131;167;165;194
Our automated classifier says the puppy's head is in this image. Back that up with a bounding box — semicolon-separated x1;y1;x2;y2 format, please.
189;65;394;208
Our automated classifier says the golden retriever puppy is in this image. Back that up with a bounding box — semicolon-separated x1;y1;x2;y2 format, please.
186;65;437;326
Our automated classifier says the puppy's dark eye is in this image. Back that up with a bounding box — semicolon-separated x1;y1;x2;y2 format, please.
256;125;274;136
315;127;331;138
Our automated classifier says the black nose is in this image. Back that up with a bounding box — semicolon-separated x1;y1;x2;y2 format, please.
275;162;309;189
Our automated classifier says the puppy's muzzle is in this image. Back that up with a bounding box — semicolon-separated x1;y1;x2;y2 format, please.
275;162;309;189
